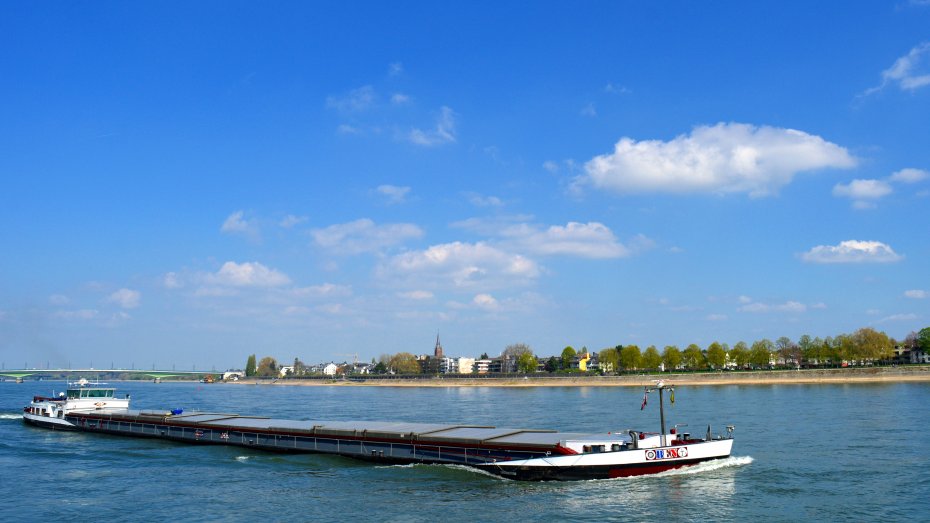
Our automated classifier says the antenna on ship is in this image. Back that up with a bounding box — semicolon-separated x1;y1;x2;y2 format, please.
642;380;675;447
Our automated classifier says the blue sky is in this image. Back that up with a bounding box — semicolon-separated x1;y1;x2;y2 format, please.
2;2;929;370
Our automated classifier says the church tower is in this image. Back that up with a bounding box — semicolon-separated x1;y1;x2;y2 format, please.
434;333;444;358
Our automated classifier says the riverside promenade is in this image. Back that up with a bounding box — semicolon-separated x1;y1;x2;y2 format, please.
234;366;930;387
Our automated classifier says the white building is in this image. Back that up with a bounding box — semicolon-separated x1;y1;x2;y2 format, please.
456;357;475;374
322;363;339;376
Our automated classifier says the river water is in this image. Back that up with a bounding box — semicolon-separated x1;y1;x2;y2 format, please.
1;381;926;521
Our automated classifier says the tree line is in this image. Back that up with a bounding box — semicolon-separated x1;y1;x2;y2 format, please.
242;326;929;377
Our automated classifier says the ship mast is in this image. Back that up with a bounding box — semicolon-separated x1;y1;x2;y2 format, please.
643;381;674;447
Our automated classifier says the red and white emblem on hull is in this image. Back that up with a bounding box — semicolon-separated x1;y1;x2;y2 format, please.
645;447;688;461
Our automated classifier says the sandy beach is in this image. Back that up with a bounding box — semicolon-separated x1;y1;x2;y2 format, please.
230;366;930;387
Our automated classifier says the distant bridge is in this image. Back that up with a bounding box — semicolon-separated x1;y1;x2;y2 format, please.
0;369;216;380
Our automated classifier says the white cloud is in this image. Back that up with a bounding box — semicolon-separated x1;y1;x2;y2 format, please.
221;210;259;239
377;241;540;290
409;106;456;146
863;42;930;95
889;168;929;184
604;83;631;95
879;313;918;322
904;289;928;299
391;93;410;105
473;293;499;310
466;193;504;207
543;161;560;173
49;294;70;305
326;85;376;112
580;122;856;197
107;288;141;309
388;62;404;76
800;240;903;264
739;300;807;313
376;184;411;204
207;261;291;287
290;283;352;298
163;272;183;289
706;314;728;321
398;290;434;300
832;179;892;200
54;309;99;320
337;124;360;135
311;219;423;254
580;103;597;117
279;214;308;228
499;221;633;259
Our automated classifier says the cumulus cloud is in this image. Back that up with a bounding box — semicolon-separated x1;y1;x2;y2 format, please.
833;179;893;200
311;219;423;254
904;289;927;299
279;214;308;228
473;293;500;310
207;261;291;287
409;106;456;146
499;221;633;259
376;184;411;204
377;241;540;290
326;85;376;112
889;168;929;184
800;240;903;264
862;42;930;95
580;122;856;197
221;210;260;239
107;288;141;309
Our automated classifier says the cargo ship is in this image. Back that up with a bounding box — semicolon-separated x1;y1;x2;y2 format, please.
23;380;734;481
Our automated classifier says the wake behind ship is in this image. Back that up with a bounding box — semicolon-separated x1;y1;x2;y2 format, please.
23;380;734;481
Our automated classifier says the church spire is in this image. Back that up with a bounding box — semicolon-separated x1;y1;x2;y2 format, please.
434;332;444;358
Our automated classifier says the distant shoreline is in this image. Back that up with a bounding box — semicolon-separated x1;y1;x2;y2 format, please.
228;366;930;387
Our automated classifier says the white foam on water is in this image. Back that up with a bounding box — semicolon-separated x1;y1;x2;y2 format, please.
0;413;23;420
235;456;252;462
655;455;754;477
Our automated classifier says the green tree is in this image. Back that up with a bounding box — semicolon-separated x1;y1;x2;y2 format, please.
598;348;619;374
561;346;577;369
245;354;257;377
372;361;387;374
545;356;559;373
619;345;642;371
517;351;538;374
662;346;681;371
729;341;750;368
388;352;421;374
682;344;705;369
503;343;533;373
917;327;930;351
852;327;893;361
706;342;727;369
749;339;774;368
256;356;278;377
642;346;662;370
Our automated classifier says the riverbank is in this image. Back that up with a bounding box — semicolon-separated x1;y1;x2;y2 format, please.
230;366;930;387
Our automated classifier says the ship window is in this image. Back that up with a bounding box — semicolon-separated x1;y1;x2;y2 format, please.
80;390;88;398
107;390;114;397
67;390;79;399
